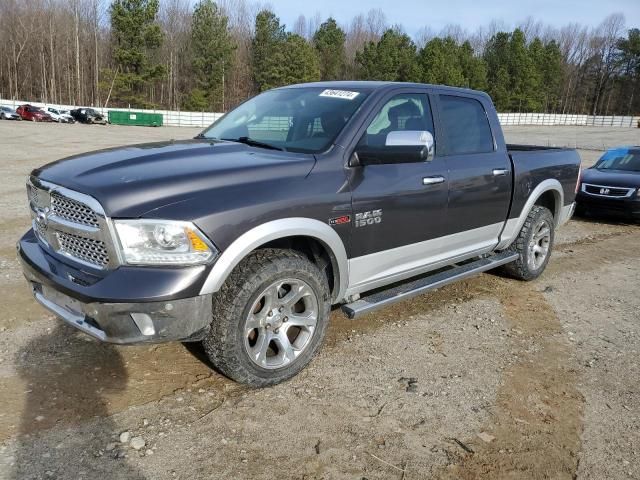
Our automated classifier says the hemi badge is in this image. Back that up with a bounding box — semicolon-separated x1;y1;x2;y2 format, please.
329;215;351;226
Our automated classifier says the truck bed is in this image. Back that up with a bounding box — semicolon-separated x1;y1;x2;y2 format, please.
506;144;582;222
506;144;572;152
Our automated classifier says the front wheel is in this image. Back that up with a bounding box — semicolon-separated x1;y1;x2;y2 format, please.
503;205;555;281
203;249;331;387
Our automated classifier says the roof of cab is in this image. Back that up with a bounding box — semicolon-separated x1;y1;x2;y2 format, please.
282;80;487;97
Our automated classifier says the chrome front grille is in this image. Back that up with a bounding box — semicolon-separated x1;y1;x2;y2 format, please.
27;184;39;204
34;216;47;241
57;231;110;268
27;178;117;270
581;183;635;198
51;192;100;227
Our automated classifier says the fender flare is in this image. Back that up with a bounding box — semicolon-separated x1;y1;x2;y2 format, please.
199;218;349;302
496;179;564;250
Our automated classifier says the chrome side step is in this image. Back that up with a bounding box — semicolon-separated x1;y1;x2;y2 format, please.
341;251;519;319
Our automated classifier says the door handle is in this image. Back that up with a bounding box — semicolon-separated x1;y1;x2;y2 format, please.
492;168;509;176
422;176;445;185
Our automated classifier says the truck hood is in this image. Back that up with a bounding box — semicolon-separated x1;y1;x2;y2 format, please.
582;168;640;189
33;139;316;217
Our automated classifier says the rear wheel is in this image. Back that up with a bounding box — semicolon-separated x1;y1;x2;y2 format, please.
503;205;555;281
203;249;331;387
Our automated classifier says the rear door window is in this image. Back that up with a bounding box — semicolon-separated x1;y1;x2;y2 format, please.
439;95;494;155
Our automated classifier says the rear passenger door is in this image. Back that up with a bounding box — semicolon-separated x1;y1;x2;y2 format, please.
436;94;511;245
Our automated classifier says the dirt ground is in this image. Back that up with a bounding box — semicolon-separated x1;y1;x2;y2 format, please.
0;121;638;480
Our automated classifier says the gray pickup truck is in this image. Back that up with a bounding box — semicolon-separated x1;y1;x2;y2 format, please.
19;82;581;386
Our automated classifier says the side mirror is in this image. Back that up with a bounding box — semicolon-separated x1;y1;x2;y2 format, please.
354;130;434;166
386;130;434;150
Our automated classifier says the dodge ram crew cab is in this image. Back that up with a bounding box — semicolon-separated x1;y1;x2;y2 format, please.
18;82;581;386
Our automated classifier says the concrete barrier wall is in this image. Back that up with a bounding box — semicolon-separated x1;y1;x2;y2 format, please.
497;112;639;127
2;98;638;128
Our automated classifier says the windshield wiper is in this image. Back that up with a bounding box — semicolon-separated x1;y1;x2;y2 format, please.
194;133;206;139
222;136;285;151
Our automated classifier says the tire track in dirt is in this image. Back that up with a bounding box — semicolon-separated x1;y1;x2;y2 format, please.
432;229;640;480
434;279;583;480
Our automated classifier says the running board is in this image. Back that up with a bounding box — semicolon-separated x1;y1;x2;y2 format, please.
341;251;519;319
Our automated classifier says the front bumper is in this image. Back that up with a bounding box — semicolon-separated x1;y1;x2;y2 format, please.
576;192;640;220
18;230;213;344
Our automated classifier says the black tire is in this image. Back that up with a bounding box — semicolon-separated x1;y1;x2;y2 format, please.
502;205;555;281
203;248;331;387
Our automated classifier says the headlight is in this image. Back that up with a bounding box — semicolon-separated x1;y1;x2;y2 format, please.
113;219;217;265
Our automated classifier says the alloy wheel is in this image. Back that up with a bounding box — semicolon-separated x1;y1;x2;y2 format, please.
243;278;318;370
527;219;551;270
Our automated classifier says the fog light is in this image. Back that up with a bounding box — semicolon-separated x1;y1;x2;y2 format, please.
130;313;155;336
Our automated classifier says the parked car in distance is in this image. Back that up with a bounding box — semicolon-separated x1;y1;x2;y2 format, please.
70;108;107;125
576;146;640;220
0;106;21;120
45;107;75;123
16;105;52;122
19;81;581;387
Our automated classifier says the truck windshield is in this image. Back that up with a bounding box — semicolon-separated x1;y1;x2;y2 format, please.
200;87;369;153
595;148;640;172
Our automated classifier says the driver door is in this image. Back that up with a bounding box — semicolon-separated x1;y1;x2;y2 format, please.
347;91;449;291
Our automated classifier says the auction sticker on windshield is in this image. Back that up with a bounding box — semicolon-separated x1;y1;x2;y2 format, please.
319;89;360;100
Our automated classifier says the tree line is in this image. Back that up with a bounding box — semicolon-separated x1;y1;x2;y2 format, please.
0;0;638;116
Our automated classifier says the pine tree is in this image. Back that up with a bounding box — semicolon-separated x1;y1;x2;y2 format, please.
508;29;538;111
356;29;420;82
526;37;546;111
251;10;287;91
282;34;320;85
313;18;346;80
251;11;319;90
541;41;563;111
459;41;487;90
617;29;640;114
619;28;640;77
418;38;487;90
187;0;235;111
485;29;545;111
418;37;464;86
108;0;165;106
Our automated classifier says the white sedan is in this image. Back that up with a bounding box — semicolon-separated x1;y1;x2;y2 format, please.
44;107;75;123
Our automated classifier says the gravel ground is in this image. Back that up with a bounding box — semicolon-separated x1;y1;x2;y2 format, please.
0;121;638;480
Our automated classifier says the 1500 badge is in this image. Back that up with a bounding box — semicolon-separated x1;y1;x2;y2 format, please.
355;209;382;227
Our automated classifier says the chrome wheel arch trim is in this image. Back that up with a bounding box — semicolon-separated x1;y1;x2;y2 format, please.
496;179;564;250
198;217;349;302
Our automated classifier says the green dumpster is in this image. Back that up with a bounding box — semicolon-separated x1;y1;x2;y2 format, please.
108;110;163;127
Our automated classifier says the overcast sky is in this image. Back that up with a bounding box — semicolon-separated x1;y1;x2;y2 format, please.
270;0;640;37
